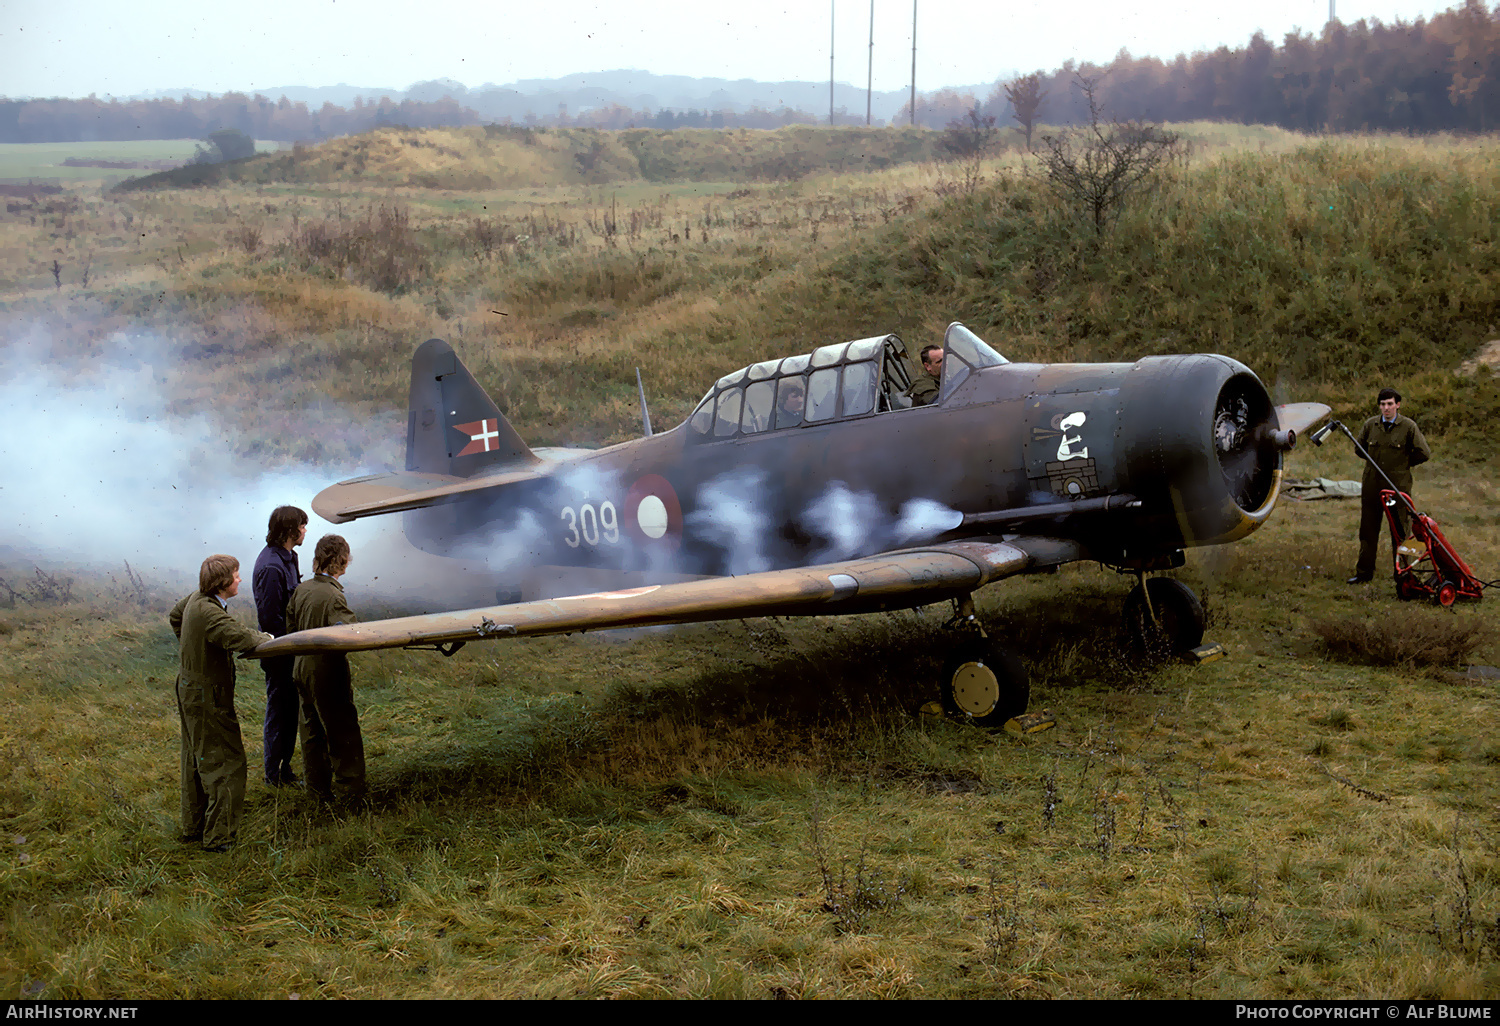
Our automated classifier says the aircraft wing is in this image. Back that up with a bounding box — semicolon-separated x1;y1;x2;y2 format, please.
249;536;1085;658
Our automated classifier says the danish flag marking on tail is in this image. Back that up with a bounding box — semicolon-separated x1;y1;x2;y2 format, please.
454;419;500;456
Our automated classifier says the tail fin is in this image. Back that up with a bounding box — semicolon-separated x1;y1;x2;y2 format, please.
405;338;535;477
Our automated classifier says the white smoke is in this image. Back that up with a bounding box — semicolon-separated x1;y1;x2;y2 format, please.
686;468;773;575
802;483;963;561
804;482;885;562
894;497;965;542
0;328;494;609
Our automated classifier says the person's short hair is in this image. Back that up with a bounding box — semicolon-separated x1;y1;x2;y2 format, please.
312;534;351;575
200;554;239;595
920;344;942;366
1378;387;1401;404
266;505;309;547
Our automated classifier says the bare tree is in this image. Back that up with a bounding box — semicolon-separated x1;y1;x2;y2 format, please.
941;105;998;159
1004;73;1047;149
1036;75;1182;233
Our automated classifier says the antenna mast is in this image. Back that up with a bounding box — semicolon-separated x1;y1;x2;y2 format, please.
830;1;836;125
906;0;918;127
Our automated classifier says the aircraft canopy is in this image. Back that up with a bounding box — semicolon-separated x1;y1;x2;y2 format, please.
684;324;1008;441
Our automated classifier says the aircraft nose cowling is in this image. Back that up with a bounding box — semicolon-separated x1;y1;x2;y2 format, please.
1118;355;1282;548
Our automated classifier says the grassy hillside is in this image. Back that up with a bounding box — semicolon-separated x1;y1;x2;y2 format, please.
1;126;1498;999
114;124;963;192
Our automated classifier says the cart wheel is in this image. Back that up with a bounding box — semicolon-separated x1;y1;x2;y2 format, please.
1123;577;1206;661
1395;576;1421;602
1435;580;1458;608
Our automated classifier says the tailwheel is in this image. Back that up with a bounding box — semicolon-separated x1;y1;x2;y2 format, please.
940;641;1030;728
1124;577;1206;661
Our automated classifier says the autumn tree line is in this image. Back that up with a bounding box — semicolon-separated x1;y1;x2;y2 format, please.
948;0;1500;136
3;1;1496;145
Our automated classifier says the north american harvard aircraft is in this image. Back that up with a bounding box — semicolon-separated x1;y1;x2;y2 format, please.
253;323;1329;726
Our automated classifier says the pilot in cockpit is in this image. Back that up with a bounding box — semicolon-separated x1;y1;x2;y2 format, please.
906;345;943;406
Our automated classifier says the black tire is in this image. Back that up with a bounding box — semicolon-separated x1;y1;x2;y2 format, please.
1124;577;1206;661
940;640;1030;727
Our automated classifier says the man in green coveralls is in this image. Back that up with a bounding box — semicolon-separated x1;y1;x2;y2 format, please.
286;535;366;806
170;555;273;852
1348;387;1432;584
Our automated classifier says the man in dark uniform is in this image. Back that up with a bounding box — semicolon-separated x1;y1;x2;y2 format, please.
1349;387;1432;584
170;555;273;852
776;379;805;429
253;506;307;787
905;345;943;406
286;534;366;807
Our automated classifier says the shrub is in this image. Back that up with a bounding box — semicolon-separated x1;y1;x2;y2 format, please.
284;203;430;293
1036;75;1183;233
1309;609;1489;667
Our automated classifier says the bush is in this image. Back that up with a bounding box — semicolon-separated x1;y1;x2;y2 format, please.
192;128;256;165
1036;75;1183;233
1309;609;1489;667
284;203;430;293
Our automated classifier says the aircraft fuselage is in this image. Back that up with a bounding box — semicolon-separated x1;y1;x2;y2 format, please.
403;350;1282;584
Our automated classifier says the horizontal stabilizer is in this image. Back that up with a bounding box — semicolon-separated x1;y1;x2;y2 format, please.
249;538;1081;658
313;467;550;524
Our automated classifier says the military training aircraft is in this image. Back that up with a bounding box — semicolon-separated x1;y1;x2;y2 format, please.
252;323;1329;726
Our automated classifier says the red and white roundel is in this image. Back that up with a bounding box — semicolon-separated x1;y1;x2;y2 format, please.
624;474;683;551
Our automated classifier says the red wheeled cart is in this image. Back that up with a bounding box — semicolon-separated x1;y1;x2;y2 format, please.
1381;488;1485;607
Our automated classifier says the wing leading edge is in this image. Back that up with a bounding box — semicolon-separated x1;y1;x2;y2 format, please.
249;537;1084;658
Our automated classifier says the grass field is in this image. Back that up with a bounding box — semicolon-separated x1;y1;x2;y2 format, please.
0;141;283;185
0;122;1498;999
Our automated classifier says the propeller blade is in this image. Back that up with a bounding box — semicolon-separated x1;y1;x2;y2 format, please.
1276;402;1332;435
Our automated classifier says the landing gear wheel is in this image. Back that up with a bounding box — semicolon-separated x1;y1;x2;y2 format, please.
1435;579;1458;608
940;641;1029;728
1124;577;1206;661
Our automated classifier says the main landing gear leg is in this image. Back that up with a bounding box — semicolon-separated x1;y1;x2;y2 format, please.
938;594;1030;727
1123;575;1206;661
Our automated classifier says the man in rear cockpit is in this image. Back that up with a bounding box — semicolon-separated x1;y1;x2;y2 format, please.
776;380;806;428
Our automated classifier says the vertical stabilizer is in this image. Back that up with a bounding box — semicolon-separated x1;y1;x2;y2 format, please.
405;338;535;477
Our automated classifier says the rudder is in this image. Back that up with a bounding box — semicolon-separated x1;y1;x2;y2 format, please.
405;338;535;477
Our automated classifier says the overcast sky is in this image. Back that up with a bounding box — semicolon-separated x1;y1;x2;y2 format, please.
0;0;1466;100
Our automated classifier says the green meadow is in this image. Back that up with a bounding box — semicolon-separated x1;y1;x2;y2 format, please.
0;140;286;185
0;122;1497;998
